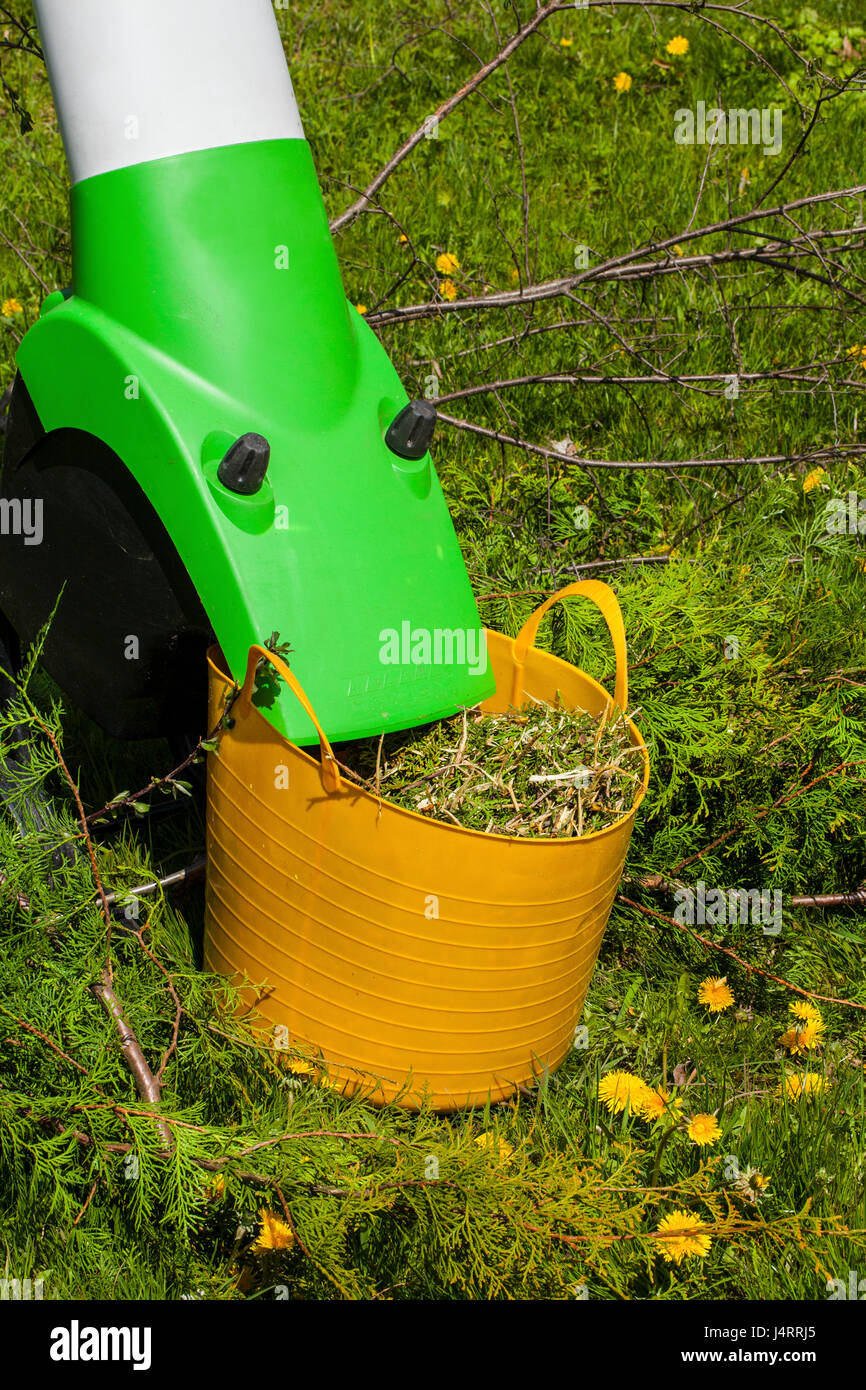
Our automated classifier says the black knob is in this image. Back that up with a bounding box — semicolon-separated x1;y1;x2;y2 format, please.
217;432;270;495
385;399;436;461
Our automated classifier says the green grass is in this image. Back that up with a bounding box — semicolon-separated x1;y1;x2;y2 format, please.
1;0;865;1300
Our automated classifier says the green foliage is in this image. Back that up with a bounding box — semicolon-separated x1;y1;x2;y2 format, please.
791;7;866;69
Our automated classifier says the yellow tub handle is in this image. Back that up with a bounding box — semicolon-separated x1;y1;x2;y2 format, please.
238;645;343;794
511;579;629;711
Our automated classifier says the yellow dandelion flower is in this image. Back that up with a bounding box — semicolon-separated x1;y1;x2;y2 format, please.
2;297;23;316
355;303;367;315
666;36;690;56
205;1174;225;1200
637;1091;668;1120
780;1026;806;1055
288;1057;314;1075
438;278;458;301
560;37;573;48
597;1069;652;1114
781;1014;825;1053
251;1208;294;1255
435;252;460;275
398;233;408;243
655;1209;712;1264
688;1113;721;1147
635;1086;683;1121
672;245;684;256
697;976;734;1012
791;1000;822;1025
803;466;826;493
475;1132;514;1164
778;1073;827;1101
613;71;633;93
797;1019;825;1046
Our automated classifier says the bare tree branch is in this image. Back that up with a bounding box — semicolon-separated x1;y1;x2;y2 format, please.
437;410;866;472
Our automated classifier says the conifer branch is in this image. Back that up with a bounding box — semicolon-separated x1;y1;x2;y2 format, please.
2;1010;90;1076
4;699;176;1153
89;973;174;1154
671;760;866;872
28;711;113;943
617;896;866;1013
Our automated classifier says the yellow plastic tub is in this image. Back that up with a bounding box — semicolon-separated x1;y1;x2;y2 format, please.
203;580;649;1109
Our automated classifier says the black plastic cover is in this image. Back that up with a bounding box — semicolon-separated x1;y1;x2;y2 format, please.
217;432;270;495
385;399;436;461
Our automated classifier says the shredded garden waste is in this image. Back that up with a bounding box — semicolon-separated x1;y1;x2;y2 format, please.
335;696;645;837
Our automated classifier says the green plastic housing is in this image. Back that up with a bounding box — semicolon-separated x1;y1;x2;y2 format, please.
15;138;494;743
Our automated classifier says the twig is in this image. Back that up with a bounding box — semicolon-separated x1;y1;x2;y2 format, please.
367;188;866;328
790;886;866;910
129;914;183;1088
330;1;562;234
0;1008;89;1075
0;225;50;293
433;361;866;402
90;972;174;1151
438;412;866;472
101;857;207;909
627;873;866;912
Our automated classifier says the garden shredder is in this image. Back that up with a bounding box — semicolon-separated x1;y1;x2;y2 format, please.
0;0;494;747
0;0;650;1109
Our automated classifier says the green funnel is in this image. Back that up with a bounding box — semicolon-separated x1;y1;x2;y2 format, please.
8;0;493;745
